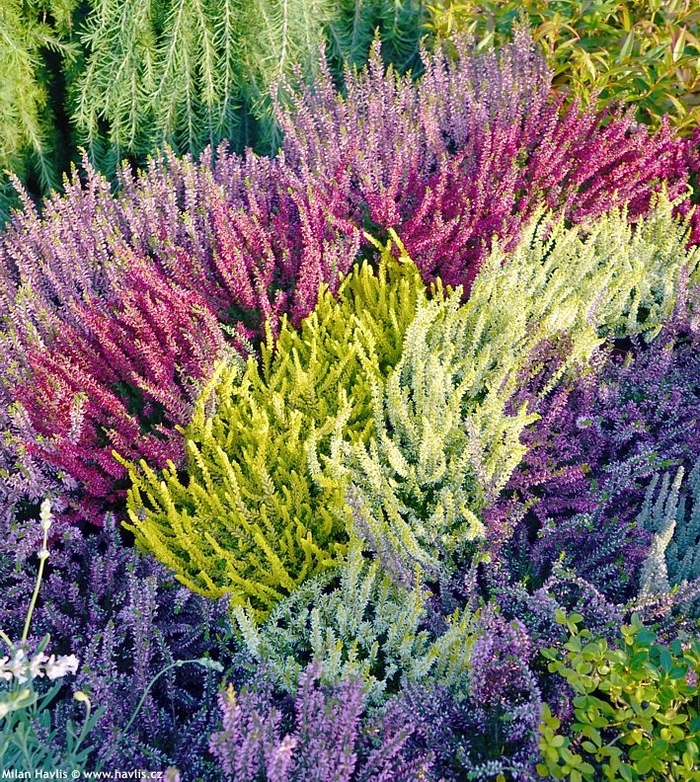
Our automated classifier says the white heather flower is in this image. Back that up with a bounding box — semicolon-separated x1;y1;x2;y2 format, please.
6;649;29;683
44;654;79;680
0;656;11;682
28;651;48;680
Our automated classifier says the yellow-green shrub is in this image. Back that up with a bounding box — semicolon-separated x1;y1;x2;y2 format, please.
119;240;431;619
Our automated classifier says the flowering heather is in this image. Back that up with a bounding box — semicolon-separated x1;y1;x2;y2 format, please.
0;512;235;777
209;664;429;782
278;31;700;290
0;148;359;523
12;261;231;523
484;290;700;602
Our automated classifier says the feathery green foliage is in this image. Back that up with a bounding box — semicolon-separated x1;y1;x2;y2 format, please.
73;0;396;169
120;242;431;619
232;540;476;704
324;0;428;75
0;0;77;217
323;198;699;580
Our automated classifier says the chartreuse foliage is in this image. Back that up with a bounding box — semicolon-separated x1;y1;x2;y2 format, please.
232;540;475;704
425;0;700;132
538;611;700;781
120;240;430;619
321;197;699;580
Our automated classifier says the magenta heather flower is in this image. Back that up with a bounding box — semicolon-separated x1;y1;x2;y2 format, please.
0;146;359;523
278;31;699;291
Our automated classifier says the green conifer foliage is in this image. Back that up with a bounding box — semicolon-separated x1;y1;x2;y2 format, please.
324;199;699;580
120;242;432;618
73;0;340;169
0;0;77;214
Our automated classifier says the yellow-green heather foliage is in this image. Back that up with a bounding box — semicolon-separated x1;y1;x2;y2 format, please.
321;197;700;579
120;242;432;618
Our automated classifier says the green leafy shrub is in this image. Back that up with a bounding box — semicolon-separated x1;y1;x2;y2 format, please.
323;199;700;581
425;0;700;132
538;611;700;781
120;239;431;618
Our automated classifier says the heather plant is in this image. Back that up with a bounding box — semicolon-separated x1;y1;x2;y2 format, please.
538;611;700;781
424;0;700;133
208;663;431;781
0;501;235;775
124;202;696;615
231;541;476;705
121;241;429;617
11;261;233;524
325;202;699;581
636;462;700;617
0;150;360;525
278;29;700;291
488;282;700;602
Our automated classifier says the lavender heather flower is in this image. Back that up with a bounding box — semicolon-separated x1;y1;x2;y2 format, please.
0;511;236;777
209;663;427;781
0;146;359;524
484;295;700;603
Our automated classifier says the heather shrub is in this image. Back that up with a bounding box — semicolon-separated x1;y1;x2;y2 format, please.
488;277;700;602
278;30;700;291
326;201;699;582
121;242;429;617
636;461;700;617
0;150;360;525
0;500;98;772
382;608;544;780
124;201;695;616
0;503;235;776
208;663;431;781
538;611;700;781
425;0;700;133
231;541;476;704
11;262;232;524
